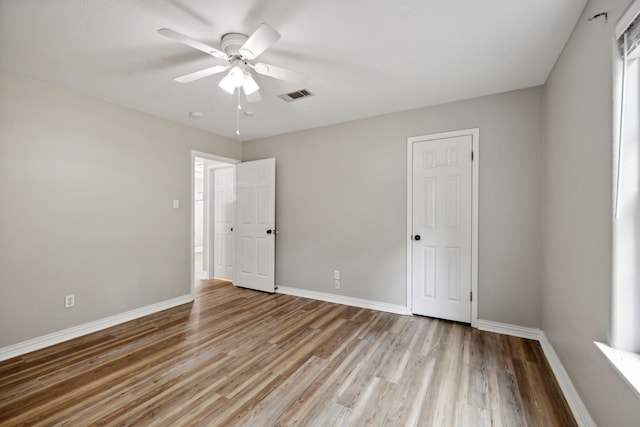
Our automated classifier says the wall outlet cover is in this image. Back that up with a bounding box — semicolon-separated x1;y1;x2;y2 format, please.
65;294;75;308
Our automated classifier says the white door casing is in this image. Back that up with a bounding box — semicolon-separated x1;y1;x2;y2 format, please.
234;158;276;293
407;129;478;325
190;151;239;299
213;167;234;280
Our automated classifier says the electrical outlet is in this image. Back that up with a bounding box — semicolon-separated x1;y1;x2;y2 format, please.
334;270;340;280
64;294;75;309
334;279;341;289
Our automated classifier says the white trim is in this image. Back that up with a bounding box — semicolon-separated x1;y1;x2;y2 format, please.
191;151;240;298
476;319;541;340
616;0;640;39
0;295;193;362
471;130;479;327
276;286;410;315
477;319;596;427
406;128;479;326
191;151;240;166
206;166;215;280
540;333;597;427
406;135;413;317
595;341;640;399
202;166;211;278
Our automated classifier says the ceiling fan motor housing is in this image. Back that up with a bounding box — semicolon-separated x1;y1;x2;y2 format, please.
221;33;249;57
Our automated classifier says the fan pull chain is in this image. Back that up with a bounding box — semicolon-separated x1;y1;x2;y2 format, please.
235;89;242;136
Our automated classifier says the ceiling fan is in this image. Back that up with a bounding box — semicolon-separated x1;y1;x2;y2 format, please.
158;24;308;103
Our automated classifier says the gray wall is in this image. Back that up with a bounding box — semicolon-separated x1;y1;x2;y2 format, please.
542;0;640;425
0;71;241;347
244;87;544;327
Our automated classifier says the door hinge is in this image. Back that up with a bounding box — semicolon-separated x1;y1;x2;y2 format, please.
470;291;473;302
471;151;474;161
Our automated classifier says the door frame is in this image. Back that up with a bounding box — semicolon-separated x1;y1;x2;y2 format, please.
190;150;239;299
406;128;479;327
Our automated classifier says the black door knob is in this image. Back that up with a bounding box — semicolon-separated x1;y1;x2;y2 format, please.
414;235;421;241
266;229;272;234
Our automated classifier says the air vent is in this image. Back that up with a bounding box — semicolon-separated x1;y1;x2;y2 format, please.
278;89;314;102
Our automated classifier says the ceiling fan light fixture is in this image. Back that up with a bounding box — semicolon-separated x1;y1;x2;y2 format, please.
219;64;245;94
243;72;259;95
228;65;245;88
218;74;236;94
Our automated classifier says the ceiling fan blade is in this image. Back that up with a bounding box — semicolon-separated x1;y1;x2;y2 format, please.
253;63;308;85
239;24;281;60
245;88;262;103
175;65;229;83
158;28;228;59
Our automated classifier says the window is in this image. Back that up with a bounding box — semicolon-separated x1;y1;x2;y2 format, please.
600;0;640;399
612;0;640;354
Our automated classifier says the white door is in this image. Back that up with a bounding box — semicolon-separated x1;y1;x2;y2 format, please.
213;167;234;280
234;158;276;293
411;135;472;323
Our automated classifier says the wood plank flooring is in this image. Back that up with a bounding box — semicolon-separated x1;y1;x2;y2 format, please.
0;280;576;426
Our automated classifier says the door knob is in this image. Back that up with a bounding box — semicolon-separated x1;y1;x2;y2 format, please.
266;229;277;234
414;235;421;241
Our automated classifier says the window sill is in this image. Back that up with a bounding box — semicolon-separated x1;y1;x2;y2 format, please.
594;341;640;399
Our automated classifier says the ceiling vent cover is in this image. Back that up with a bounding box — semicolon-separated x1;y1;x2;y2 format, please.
279;89;314;102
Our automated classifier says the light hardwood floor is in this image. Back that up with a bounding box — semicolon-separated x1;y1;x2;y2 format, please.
0;280;576;426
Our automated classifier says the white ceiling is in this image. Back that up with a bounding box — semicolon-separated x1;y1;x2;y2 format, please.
0;0;587;141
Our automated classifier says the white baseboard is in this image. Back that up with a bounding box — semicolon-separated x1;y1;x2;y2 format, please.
477;319;596;427
540;332;596;427
276;286;410;315
476;319;542;340
0;294;193;362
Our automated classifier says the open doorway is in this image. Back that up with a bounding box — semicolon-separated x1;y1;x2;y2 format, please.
191;151;239;296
